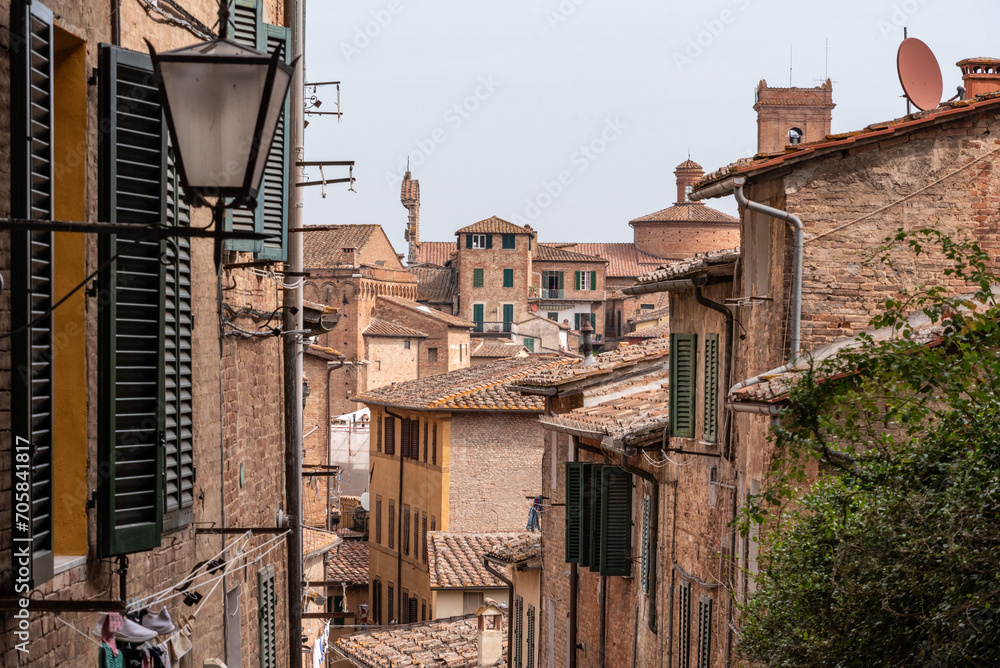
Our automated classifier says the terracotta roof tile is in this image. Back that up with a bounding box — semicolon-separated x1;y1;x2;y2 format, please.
377;295;475;328
326;540;368;586
410;265;457;304
336;614;507;667
302;225;384;268
485;533;542;564
629;202;739;225
471;341;529;358
364;318;429;339
629;322;670;339
534;244;607;263
675;158;702;170
415;241;457;267
354;355;566;411
540;386;670;445
548;242;665;278
634;247;740;285
515;337;671;388
428;532;525;588
303;527;341;557
455;216;532;235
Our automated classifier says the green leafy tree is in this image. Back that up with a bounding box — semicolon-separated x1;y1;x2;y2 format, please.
737;229;1000;667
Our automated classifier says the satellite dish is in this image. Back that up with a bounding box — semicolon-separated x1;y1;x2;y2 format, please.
530;303;538;313
360;492;370;511
897;37;943;111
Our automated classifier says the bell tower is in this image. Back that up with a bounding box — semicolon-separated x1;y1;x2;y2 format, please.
401;169;420;264
754;79;835;154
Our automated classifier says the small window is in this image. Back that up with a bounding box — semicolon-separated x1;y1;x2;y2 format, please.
502;233;515;249
404;340;411;349
472;234;487;249
428;348;438;362
473;268;484;288
464;591;484;615
547;312;558;321
788;127;803;145
641;303;654;310
375;497;382;544
578;270;591;290
388;502;395;550
503;268;514;288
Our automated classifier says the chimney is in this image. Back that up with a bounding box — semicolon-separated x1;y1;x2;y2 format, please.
476;599;504;667
341;245;358;267
957;58;1000;99
674;159;705;203
401;171;420;265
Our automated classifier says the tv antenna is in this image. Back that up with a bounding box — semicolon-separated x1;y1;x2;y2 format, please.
897;33;943;113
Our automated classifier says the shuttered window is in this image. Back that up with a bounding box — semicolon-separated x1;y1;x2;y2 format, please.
527;604;536;668
375;496;382;544
703;334;720;443
590;270;597;291
503;268;514;287
371;578;381;625
641;495;651;594
422;513;428;563
579;463;595;569
258;565;277;668
696;596;713;668
97;45;167;557
432;422;438;466
514;595;524;668
401;588;409;623
678;580;692;668
377;414;382;453
401;417;411;459
388;502;395;549
564;462;584;563
10;0;55;584
599;466;632;576
225;0;290;261
385;417;395;456
670;333;698;439
473;268;484;288
503;304;514;332
502;233;515;249
388;583;394;624
587;464;603;571
408;596;418;624
163;144;194;531
403;505;410;556
423;421;428;462
410;419;420;461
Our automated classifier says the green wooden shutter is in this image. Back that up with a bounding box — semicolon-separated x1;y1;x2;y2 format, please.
670;333;697;439
503;268;514;287
696;596;713;668
473;268;484;288
590;270;597;291
703;333;719;443
225;0;264;252
163;144;195;531
679;580;692;668
10;0;55;585
258;564;277;668
564;462;583;563
473;303;484;329
641;495;651;593
503;304;514;332
579;463;595;568
587;464;603;571
503;234;515;249
466;234;473;249
558;272;564;290
257;23;291;261
523;338;534;352
574;314;580;331
486;234;493;249
97;45;166;557
600;467;632;576
574;271;581;290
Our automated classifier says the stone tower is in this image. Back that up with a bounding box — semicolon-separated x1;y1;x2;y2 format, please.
401;170;420;264
754;79;835;154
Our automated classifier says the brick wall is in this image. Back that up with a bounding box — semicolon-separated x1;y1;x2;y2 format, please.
632;220;740;262
753;79;835;154
457;233;532;326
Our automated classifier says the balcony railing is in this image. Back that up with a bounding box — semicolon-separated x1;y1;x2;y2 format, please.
473;321;515;334
540;288;564;300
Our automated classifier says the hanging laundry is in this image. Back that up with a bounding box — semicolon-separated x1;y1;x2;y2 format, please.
99;644;124;668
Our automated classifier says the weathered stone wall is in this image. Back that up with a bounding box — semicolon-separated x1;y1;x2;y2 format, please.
632;221;740;262
457;233;532;327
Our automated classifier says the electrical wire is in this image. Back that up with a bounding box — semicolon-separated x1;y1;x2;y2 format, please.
134;0;214;41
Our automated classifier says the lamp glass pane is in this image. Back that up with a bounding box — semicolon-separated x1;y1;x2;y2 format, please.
249;63;292;196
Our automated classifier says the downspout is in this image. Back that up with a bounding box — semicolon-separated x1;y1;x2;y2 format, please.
284;0;305;664
484;557;515;665
385;407;407;622
618;453;658;634
326;360;344;530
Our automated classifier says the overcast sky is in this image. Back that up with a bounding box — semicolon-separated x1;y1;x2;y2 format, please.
300;0;997;249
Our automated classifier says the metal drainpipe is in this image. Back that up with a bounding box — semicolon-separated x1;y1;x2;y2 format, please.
385;407;407;622
618;452;658;634
484;557;515;664
325;360;344;531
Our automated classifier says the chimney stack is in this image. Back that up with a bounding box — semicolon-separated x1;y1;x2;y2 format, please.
401;171;420;265
957;58;1000;99
674;159;705;203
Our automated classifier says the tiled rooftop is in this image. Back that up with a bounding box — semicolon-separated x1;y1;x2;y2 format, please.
303;527;341;557
377;295;475;329
629;202;739;225
541;386;669;445
629;322;670;339
326;539;368;586
455;216;531;235
302;225;383;268
548;242;664;278
410;265;456;304
415;242;457;267
634;247;741;286
471;341;529;359
336;614;507;667
514;337;670;389
695;92;1000;190
629;305;670;325
354;355;566;411
364;318;428;339
485;533;542;564
428;532;524;589
534;244;607;263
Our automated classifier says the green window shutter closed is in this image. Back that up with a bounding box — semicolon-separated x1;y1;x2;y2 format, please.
600;467;632;576
10;0;55;585
670;333;698;439
587;464;603;571
558;272;564;290
224;0;264;253
97;44;167;557
486;234;493;249
574;271;581;290
256;23;291;261
703;333;720;443
466;234;473;249
574;314;580;331
473;268;484;288
258;565;277;668
503;268;513;287
502;233;515;249
473;303;484;324
163;144;195;531
590;271;597;291
523;338;534;352
503;304;514;325
564;462;584;563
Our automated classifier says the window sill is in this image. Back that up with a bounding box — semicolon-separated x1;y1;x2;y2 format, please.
54;555;87;575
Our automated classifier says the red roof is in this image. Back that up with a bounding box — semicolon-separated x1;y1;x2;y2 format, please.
415;241;456;267
326;540;368;586
363;318;428;339
548;242;664;278
629;202;738;225
455;216;532;235
534;244;607;263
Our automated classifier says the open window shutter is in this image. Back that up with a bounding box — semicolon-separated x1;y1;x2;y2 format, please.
591;271;597;291
558;272;564;290
258;565;277;668
564;462;583;563
256;22;291;261
466;234;473;249
224;0;264;252
574;271;580;290
641;495;651;593
703;334;719;443
486;234;493;249
588;464;603;571
163;145;194;531
599;466;632;576
678;580;692;668
670;333;697;439
696;596;713;668
10;0;55;585
97;45;166;557
578;463;595;568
